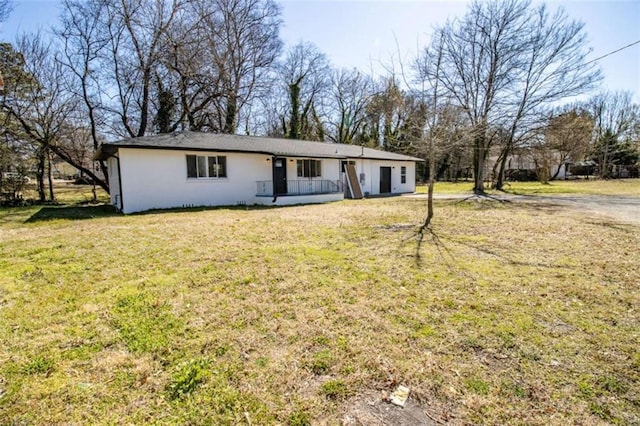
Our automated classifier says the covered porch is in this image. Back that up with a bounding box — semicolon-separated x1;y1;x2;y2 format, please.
256;179;343;197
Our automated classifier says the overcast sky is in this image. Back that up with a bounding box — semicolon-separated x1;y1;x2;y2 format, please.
2;0;639;99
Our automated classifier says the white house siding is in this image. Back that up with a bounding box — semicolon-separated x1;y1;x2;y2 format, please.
346;159;416;196
111;149;348;213
116;148;272;213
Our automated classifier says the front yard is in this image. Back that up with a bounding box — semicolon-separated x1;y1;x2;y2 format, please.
0;184;638;424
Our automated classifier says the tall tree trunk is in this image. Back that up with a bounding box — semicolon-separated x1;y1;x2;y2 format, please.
156;89;175;134
423;154;436;229
473;136;487;194
35;147;46;202
495;147;510;190
453;154;461;182
288;83;300;139
601;145;610;179
540;159;550;184
224;95;237;134
436;153;449;180
47;149;55;202
312;106;324;141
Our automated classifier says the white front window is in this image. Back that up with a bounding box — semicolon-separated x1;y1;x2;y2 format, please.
186;155;227;179
297;159;321;178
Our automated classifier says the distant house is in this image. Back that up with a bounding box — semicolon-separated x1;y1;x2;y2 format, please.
488;149;572;182
95;132;422;214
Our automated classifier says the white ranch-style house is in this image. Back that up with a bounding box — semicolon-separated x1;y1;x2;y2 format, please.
95;132;422;214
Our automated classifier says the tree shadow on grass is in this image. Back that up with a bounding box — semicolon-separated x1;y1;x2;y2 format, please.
136;203;276;215
457;192;513;205
26;204;120;222
25;202;287;222
408;200;581;269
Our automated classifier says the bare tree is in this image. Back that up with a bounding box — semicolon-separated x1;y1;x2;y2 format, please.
154;7;222;132
57;0;182;139
413;35;469;233
588;92;639;139
0;42;30;162
252;82;288;137
57;0;112;189
107;0;183;138
1;34;108;197
199;0;282;134
279;41;330;140
421;0;600;194
537;107;594;181
492;4;600;189
1;37;61;201
57;0;282;137
361;77;410;149
326;68;373;144
0;42;33;202
587;91;640;178
0;0;11;24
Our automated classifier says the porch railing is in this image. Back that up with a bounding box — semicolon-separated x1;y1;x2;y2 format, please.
256;179;343;196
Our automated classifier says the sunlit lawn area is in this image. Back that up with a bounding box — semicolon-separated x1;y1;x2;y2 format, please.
15;180;110;205
417;178;640;196
0;182;638;424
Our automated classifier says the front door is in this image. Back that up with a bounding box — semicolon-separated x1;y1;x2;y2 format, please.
273;157;287;195
379;166;391;194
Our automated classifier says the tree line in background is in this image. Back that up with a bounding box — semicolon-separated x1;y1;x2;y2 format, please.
0;0;638;203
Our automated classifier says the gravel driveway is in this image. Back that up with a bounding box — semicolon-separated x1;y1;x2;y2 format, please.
507;194;640;224
408;193;640;224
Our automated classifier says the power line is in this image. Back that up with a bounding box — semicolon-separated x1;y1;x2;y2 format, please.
584;39;640;66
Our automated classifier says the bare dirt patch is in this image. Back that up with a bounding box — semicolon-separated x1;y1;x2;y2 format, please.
343;391;438;426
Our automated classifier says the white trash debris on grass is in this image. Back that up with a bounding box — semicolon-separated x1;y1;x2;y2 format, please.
390;385;410;407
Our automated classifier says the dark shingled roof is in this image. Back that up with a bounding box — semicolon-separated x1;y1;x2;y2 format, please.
95;131;423;162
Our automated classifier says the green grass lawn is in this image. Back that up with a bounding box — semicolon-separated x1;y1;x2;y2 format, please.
417;178;640;196
1;183;639;424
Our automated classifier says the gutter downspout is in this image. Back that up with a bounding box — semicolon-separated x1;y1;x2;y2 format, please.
271;155;278;203
114;154;124;212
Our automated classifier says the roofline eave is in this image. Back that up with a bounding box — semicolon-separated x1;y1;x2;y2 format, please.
97;143;350;160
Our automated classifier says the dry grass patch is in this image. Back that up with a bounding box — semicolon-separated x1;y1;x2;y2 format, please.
494;178;640;195
0;194;639;424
